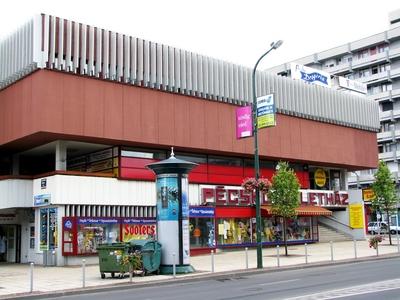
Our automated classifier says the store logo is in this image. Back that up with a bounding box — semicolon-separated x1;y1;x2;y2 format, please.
64;220;72;229
300;71;328;85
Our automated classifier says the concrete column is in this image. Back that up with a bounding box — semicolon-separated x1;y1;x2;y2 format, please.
55;141;67;171
12;154;20;175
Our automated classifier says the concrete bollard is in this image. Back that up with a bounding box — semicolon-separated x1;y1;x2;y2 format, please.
82;259;86;288
330;241;334;262
129;264;133;283
397;231;399;253
245;247;249;269
211;250;215;273
276;245;280;267
29;262;34;293
305;243;308;264
376;243;379;256
353;240;357;259
172;253;176;278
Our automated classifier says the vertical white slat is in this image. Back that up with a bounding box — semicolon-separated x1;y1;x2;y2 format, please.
123;35;130;82
130;37;137;83
213;58;219;99
57;18;64;70
80;24;87;75
102;30;109;79
65;20;72;71
168;47;177;91
208;58;214;98
117;33;123;81
179;50;187;94
234;64;239;103
149;41;157;87
219;60;224;101
143;39;150;86
185;51;191;93
197;54;203;96
191;53;198;94
203;56;209;97
95;28;102;76
238;65;243;103
174;48;181;91
32;14;43;67
73;21;79;72
88;26;95;75
42;15;49;66
224;62;230;101
156;43;163;88
162;44;169;89
110;31;116;79
48;15;56;68
137;38;144;84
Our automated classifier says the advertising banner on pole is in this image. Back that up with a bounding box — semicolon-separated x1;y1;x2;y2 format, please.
256;94;276;129
236;106;253;139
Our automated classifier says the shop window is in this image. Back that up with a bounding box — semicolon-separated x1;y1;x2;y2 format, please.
262;217;313;242
120;147;166;160
208;156;243;167
39;208;58;251
217;218;253;245
29;226;35;249
77;219;120;254
244;159;275;169
189;218;215;249
309;168;330;190
175;152;207;164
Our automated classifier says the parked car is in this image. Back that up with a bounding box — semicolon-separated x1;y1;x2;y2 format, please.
367;222;388;234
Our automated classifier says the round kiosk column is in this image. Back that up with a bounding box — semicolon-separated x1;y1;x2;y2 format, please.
147;148;197;274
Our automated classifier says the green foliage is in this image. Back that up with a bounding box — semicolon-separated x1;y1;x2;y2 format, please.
120;250;142;272
371;161;398;214
268;161;301;218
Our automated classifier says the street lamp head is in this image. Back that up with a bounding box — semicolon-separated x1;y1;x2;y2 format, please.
271;40;283;50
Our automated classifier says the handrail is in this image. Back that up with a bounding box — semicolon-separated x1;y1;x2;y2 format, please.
320;215;354;230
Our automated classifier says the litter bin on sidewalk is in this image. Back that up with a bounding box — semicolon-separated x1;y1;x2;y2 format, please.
97;243;130;279
129;240;162;275
43;249;57;267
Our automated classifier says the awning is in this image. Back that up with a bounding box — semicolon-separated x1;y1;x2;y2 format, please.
261;205;332;216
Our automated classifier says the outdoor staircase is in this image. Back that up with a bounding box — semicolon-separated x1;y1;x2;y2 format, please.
318;222;353;242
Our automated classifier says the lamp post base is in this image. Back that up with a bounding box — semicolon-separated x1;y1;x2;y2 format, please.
159;264;195;275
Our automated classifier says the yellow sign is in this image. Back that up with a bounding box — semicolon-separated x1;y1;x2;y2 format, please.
314;169;326;187
349;203;364;229
362;188;376;201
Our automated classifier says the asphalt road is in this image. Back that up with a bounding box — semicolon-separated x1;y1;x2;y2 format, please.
47;258;400;300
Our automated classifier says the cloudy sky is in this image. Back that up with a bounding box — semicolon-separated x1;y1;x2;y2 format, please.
0;0;399;69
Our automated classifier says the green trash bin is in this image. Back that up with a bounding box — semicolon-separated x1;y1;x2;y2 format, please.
128;240;162;275
97;243;130;279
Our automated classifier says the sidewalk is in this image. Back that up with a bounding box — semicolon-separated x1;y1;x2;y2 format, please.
0;239;399;299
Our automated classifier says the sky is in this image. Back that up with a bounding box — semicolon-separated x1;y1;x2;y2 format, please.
0;0;399;69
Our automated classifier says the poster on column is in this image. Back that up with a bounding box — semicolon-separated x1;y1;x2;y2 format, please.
156;174;179;221
256;94;276;129
182;219;190;264
181;175;189;219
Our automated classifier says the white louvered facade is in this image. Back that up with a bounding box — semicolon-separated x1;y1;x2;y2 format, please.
0;14;380;132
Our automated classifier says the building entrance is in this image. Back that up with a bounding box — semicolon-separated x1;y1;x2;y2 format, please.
0;225;20;263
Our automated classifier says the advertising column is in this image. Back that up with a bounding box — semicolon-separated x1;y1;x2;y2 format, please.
147;149;197;274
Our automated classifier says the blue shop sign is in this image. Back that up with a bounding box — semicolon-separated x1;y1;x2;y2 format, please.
189;207;215;218
78;218;119;225
34;194;51;206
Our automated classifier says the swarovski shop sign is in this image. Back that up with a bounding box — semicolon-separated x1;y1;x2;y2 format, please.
291;63;332;88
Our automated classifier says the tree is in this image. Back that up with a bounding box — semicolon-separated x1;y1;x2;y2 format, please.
371;160;398;245
268;161;301;256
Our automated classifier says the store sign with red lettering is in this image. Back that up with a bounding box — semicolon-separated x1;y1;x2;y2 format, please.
200;185;268;206
122;219;156;242
300;190;349;207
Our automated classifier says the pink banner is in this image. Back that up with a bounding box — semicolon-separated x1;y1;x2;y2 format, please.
236;106;253;139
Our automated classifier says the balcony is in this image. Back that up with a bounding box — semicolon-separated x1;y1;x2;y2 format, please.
358;70;390;85
351;51;388;70
379;109;400;122
379;151;398;162
389;47;400;60
377;130;394;142
369;88;400;102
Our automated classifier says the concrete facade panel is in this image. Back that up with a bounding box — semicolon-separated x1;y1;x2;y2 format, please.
0;70;378;169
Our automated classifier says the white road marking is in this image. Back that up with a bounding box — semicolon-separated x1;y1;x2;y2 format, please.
285;278;400;299
258;279;300;286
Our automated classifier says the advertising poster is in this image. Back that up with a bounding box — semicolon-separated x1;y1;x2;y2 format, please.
122;219;157;242
40;208;49;251
236;106;253;139
256;94;276;129
181;175;189;219
349;203;364;229
182;219;190;264
156;174;179;221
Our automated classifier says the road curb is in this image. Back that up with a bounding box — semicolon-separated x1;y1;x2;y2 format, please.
2;252;400;300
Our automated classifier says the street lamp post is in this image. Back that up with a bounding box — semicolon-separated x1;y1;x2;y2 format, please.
252;40;283;269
